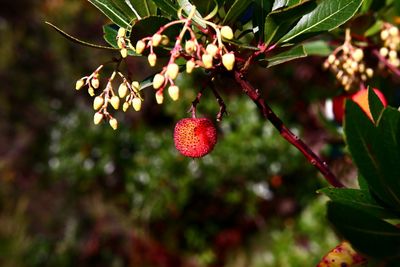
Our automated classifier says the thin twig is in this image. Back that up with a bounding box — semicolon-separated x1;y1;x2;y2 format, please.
209;82;228;121
234;71;344;188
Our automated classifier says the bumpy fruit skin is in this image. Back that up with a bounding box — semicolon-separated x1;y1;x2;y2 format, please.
174;118;217;158
333;88;387;123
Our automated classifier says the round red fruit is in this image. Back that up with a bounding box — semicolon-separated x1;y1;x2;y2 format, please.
174;118;217;158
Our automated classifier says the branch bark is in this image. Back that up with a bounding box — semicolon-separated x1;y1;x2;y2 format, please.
234;71;344;188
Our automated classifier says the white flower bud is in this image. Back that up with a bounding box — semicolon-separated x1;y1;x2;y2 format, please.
381;29;389;40
153;74;165;89
186;60;195;73
109;118;118;130
93;96;104;110
136;40;146;54
222;53;235;71
110;95;120;110
185;40;196;54
353;49;364;62
91;77;99;89
155;91;164;104
221;26;234;40
122;102;129;112
93;112;103;125
120;48;128;58
366;68;373;78
206;44;219;57
152;33;162;47
168;85;179;101
166;63;179;80
148;53;157;67
161;35;169;46
131;81;140;92
389;26;399;36
202;54;213;69
380;47;389;57
132;97;142;111
88;87;95;96
75;79;85;90
118;83;128;98
117;27;126;37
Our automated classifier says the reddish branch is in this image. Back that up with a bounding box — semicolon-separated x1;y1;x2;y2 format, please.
234;71;344;188
372;49;400;78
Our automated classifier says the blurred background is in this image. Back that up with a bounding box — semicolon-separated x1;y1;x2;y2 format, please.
0;1;378;266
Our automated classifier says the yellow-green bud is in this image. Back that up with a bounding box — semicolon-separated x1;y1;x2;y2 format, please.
353;48;364;62
148;53;157;67
221;26;234;40
109;118;118;130
76;79;85;90
91;77;99;89
168;85;179;101
152;33;162;47
132;97;142;111
222;53;235;71
93;112;103;125
93;96;104;110
122;101;129;112
166;63;179;80
206;44;219;57
155;91;164;104
185;40;196;54
110;95;120;110
136;40;146;54
161;35;169;46
186;60;195;73
88;87;95;96
120;48;128;58
117;27;126;37
118;83;128;98
153;74;165;89
131;81;140;92
202;54;213;69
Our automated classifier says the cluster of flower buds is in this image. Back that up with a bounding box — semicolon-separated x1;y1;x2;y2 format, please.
116;27;135;58
323;30;373;91
75;66;143;129
133;18;236;103
379;23;400;67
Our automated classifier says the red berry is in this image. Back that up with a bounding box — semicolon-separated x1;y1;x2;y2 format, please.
332;88;387;124
174;118;217;158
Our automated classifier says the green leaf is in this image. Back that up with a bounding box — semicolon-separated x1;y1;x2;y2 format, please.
302;40;332;56
280;0;363;44
327;201;400;260
368;87;385;123
364;20;383;37
261;45;307;67
177;0;207;28
264;0;317;45
253;0;274;42
129;0;158;17
151;0;180;18
103;24;139;55
223;0;253;25
109;0;141;21
320;187;398;218
344;101;400;211
88;0;131;28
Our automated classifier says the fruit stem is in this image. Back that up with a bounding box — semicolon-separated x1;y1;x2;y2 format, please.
234;71;344;188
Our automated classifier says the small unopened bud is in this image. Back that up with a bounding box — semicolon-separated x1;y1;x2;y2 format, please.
353;49;364;62
120;48;128;58
132;97;142;111
155;91;164;104
185;40;196;54
91;77;100;89
206;44;219;57
166;63;179;80
109;118;118;130
381;29;389;40
93;112;103;125
358;63;365;72
202;54;213;69
117;38;125;49
110;95;120;110
136;40;146;54
152;33;162;47
222;53;235;71
148;53;157;67
93;96;104;110
122;102;129;112
380;47;389;57
389;50;397;60
221;26;234;40
117;27;126;37
186;60;195;73
118;83;128;98
76;79;85;90
168;85;179;101
327;54;336;64
153;74;165;89
161;35;169;45
131;81;140;92
366;68;374;78
389;26;399;36
88;87;95;96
